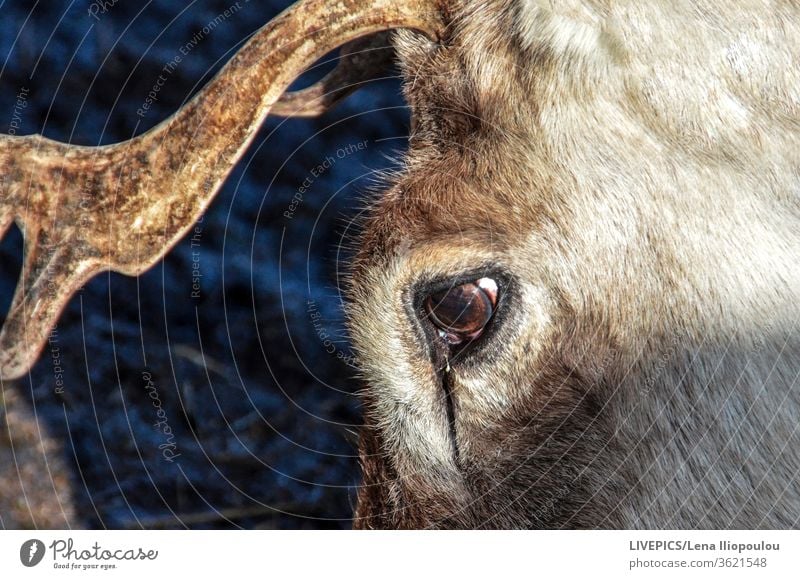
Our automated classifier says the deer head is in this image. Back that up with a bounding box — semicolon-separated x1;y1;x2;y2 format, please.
2;0;799;529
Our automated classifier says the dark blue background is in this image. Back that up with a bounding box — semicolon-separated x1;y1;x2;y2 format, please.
0;0;409;528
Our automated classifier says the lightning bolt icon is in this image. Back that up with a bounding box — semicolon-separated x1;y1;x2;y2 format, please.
28;542;38;563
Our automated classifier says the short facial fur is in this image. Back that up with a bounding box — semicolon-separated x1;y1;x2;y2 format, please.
347;0;800;528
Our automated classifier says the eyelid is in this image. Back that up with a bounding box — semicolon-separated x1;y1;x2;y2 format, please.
406;267;511;367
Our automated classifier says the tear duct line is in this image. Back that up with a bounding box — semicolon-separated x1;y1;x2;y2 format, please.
440;364;460;464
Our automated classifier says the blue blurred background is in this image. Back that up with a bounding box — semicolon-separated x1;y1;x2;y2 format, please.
0;0;409;528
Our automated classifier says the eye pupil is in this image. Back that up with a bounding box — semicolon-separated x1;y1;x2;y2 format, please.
424;278;498;344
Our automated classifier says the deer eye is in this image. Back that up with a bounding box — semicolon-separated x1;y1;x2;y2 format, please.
424;278;498;345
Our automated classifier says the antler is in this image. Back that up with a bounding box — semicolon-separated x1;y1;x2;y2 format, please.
272;32;396;117
0;0;444;380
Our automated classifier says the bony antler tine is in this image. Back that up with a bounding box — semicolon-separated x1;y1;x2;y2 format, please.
0;135;103;379
0;200;13;240
271;32;396;118
0;235;100;381
0;0;444;380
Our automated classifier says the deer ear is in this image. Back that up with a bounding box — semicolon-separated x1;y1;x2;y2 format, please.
0;0;445;380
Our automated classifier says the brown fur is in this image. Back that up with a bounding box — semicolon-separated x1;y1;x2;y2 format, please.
348;0;800;528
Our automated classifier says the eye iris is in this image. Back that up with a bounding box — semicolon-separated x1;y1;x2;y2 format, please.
424;278;497;344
